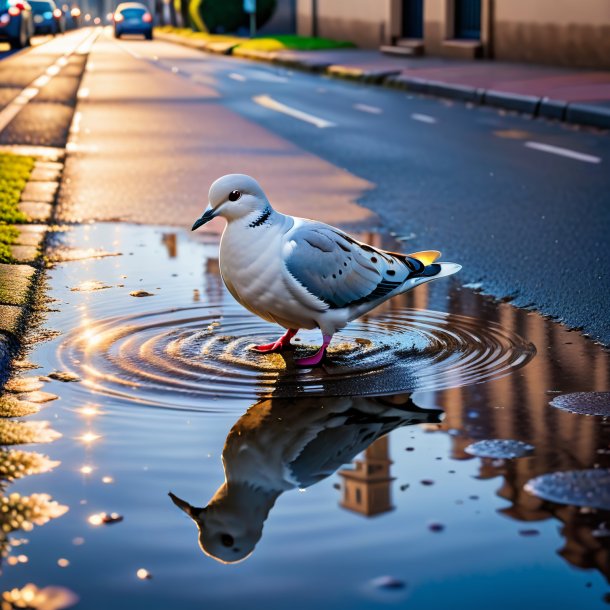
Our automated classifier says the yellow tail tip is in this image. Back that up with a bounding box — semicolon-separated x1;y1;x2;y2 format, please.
409;250;441;266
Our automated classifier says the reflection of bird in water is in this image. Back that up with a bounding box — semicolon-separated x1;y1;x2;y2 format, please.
191;174;460;366
169;394;441;564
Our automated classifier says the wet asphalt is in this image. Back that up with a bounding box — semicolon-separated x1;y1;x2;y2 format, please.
2;27;609;344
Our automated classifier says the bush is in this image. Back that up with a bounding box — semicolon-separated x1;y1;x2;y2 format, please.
198;0;276;34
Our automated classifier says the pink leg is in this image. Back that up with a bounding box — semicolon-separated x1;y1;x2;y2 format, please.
251;328;298;353
295;334;333;367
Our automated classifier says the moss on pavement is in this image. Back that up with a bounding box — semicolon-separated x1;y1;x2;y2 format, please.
0;153;36;263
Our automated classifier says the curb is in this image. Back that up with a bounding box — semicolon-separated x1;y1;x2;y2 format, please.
0;34;95;389
0;148;65;387
155;31;610;131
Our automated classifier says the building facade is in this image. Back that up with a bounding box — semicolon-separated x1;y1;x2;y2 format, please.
297;0;610;68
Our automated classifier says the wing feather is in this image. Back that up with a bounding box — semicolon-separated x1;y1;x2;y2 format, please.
282;223;412;309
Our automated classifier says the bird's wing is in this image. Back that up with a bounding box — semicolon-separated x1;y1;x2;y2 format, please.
282;222;424;309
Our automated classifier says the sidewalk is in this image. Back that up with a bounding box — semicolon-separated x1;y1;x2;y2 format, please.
157;31;610;129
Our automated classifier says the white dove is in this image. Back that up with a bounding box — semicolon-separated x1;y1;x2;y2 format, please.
169;393;441;563
192;174;461;367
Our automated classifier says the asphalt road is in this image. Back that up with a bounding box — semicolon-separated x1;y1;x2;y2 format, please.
3;28;610;344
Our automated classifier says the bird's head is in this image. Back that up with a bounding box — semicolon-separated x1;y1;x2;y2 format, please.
192;174;271;230
169;483;275;564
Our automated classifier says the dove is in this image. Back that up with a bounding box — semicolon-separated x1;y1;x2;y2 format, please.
169;393;441;563
192;174;461;366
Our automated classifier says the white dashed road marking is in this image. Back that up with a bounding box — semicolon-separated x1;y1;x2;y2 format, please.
411;113;437;124
354;103;382;115
524;141;601;164
253;94;335;128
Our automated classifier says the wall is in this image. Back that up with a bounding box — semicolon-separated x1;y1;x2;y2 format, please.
494;0;610;68
297;0;391;47
259;0;297;35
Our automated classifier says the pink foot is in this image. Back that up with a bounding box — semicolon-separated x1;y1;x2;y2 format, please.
251;328;298;353
295;334;332;368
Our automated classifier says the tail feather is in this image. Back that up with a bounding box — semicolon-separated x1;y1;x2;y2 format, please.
409;250;441;266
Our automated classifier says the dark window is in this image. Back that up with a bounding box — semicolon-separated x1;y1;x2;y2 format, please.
455;0;481;40
402;0;423;39
119;8;146;18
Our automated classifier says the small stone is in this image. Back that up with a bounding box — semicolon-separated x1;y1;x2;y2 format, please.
428;522;445;532
519;529;540;537
370;576;406;590
48;371;81;383
420;479;434;486
129;290;154;297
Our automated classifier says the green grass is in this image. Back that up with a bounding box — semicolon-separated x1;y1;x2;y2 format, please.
155;25;243;45
156;26;355;53
0;153;36;263
241;34;355;52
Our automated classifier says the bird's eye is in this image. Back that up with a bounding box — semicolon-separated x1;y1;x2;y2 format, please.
228;190;241;202
220;533;234;547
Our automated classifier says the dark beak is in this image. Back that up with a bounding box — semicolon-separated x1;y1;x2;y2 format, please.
169;491;206;519
191;207;216;231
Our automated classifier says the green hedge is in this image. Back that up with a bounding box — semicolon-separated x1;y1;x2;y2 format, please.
198;0;276;33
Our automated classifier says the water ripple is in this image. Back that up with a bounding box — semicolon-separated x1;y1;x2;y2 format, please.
56;304;535;408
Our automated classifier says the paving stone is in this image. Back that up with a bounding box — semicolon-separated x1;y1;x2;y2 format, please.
15;225;46;247
10;245;39;263
29;167;62;182
20;181;58;203
0;145;64;160
0;304;23;336
34;161;63;172
18;201;52;222
0;263;35;306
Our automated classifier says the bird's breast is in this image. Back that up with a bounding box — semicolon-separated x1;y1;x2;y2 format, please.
218;223;319;328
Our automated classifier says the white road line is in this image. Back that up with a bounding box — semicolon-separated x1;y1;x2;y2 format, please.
229;72;246;82
32;74;51;88
247;69;288;83
253;94;335;128
0;29;98;133
354;103;382;115
524;141;601;164
411;113;437;124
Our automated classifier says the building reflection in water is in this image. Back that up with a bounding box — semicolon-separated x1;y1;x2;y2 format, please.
161;233;177;258
339;436;395;517
390;247;610;584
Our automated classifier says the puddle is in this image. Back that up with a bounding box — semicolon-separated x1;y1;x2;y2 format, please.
464;439;535;459
550;392;610;417
1;223;609;610
525;470;610;510
56;303;534;406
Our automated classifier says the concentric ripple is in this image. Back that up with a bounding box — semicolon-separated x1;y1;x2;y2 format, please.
56;304;535;407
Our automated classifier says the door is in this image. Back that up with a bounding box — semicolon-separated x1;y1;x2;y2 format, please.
401;0;423;39
455;0;481;40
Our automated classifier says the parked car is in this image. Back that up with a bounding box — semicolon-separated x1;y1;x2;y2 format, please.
29;0;61;34
0;0;33;48
113;2;152;40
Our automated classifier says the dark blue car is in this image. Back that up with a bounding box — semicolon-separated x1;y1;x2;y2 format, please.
29;0;62;34
0;0;33;48
114;2;152;40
